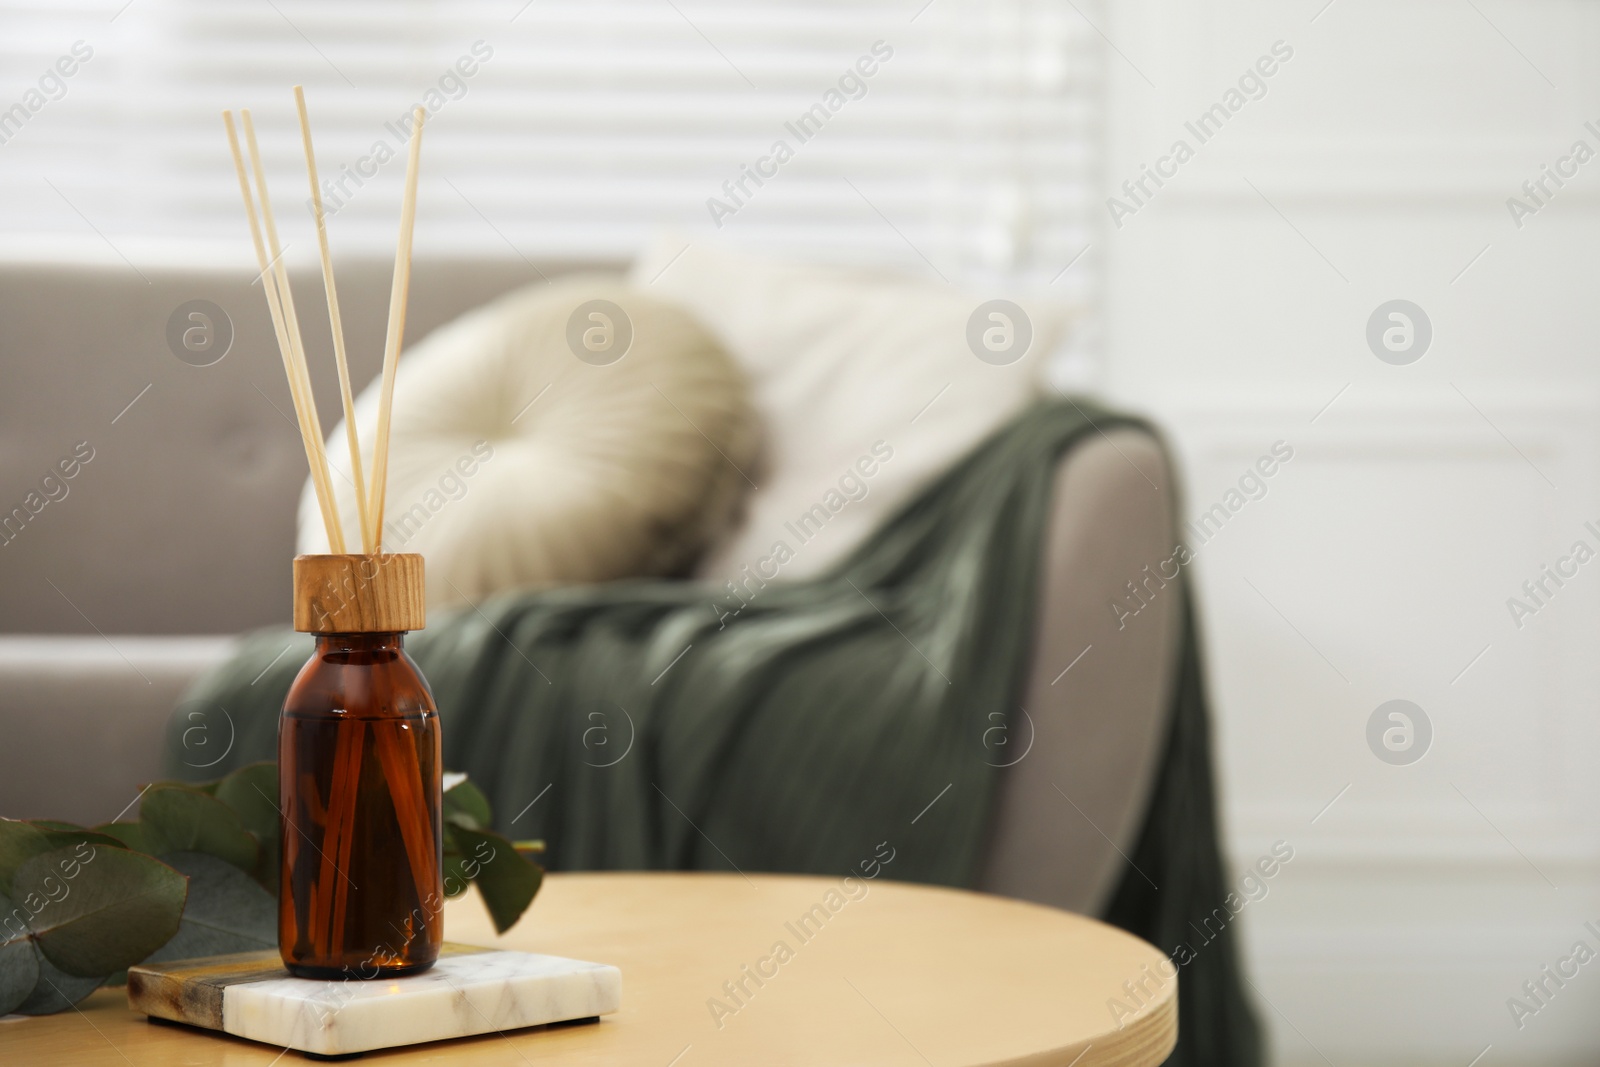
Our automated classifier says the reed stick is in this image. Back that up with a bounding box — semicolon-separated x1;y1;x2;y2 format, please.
294;86;374;555
239;109;346;555
222;111;344;550
323;721;366;954
371;718;437;919
227;101;438;967
368;107;426;551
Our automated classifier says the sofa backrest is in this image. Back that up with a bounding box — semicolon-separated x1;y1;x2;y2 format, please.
0;259;605;634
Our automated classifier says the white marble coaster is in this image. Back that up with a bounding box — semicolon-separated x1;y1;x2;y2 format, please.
128;943;621;1056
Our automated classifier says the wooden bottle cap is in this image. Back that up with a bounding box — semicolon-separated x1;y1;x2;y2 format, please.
293;554;425;634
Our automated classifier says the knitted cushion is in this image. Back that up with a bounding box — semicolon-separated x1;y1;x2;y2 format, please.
298;275;756;609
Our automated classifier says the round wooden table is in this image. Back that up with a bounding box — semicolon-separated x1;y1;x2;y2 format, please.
7;872;1177;1065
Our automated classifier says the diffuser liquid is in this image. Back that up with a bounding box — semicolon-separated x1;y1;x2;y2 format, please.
279;633;442;979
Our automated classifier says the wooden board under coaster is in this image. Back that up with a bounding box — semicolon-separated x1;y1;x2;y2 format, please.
127;942;621;1057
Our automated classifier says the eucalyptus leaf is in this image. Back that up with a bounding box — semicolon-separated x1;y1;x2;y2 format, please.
0;821;52;897
93;821;170;856
213;762;280;891
213;762;279;840
0;890;38;1016
144;852;275;964
447;825;542;935
440;848;473;899
150;778;220;796
17;845;187;977
31;826;123;850
442;778;492;830
14;943;102;1015
0;821;122;897
141;784;258;874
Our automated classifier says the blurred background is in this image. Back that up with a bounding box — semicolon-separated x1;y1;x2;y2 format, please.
3;0;1599;1063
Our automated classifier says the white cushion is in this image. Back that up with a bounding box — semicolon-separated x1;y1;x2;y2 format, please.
298;275;756;609
629;238;1073;585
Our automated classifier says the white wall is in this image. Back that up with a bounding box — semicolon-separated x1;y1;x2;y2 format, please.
1102;1;1600;1063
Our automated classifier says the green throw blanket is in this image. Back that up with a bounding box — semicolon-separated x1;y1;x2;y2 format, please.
171;400;1261;1065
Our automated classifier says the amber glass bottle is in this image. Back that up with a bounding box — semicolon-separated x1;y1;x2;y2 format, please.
279;554;442;979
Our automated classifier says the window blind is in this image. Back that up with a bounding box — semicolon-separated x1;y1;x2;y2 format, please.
0;0;1101;295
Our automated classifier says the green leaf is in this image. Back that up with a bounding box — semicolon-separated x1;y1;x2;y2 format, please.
446;825;543;935
440;849;473;899
14;944;102;1014
0;821;53;897
93;821;170;856
0;890;38;1016
442;776;492;831
151;777;220;797
213;763;281;892
31;825;123;850
16;845;187;977
141;785;258;875
143;853;275;965
213;763;279;840
0;821;121;897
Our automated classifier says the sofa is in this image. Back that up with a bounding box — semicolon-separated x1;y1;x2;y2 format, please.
0;258;1177;917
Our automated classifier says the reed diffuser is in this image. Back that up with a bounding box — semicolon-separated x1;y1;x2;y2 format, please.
223;91;441;978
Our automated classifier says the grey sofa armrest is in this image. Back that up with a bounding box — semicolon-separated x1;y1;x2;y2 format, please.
977;428;1179;915
0;636;236;824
